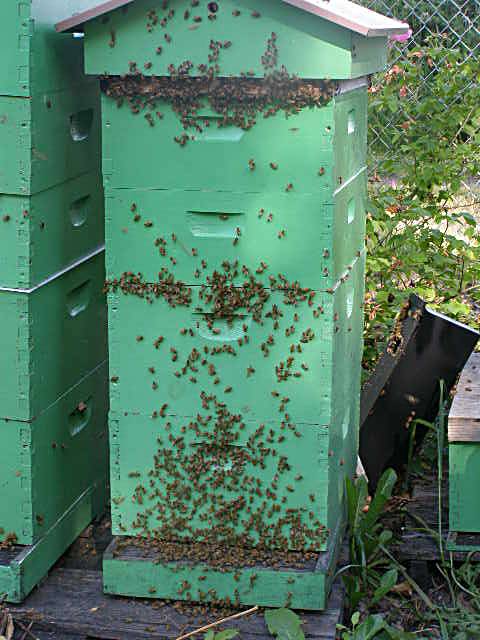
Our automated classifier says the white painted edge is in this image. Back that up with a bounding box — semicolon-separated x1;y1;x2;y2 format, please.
0;245;105;294
336;77;368;95
282;0;410;37
334;166;367;196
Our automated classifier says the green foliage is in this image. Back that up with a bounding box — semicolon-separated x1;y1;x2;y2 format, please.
204;630;239;640
337;612;418;639
366;0;479;51
343;469;398;609
264;609;305;640
341;389;480;636
364;40;480;370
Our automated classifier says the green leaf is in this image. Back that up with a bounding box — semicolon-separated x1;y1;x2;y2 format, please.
361;469;397;533
346;476;369;534
351;611;361;627
372;569;398;604
459;211;477;226
351;614;387;639
214;631;239;640
383;628;418;640
264;609;305;640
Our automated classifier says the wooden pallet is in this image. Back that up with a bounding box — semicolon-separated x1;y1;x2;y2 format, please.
7;522;345;640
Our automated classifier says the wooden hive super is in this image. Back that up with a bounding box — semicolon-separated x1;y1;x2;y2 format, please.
0;0;108;602
57;0;408;609
448;353;480;552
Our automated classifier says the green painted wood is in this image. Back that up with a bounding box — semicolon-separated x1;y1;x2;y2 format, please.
0;171;104;289
446;533;480;553
101;88;366;193
449;443;480;533
86;0;374;594
107;256;364;551
350;33;388;79
102;93;333;193
326;263;365;535
108;252;364;422
0;362;108;547
84;0;388;80
0;1;31;97
0;0;99;97
332;172;367;291
102;86;367;193
0;482;107;603
108;288;332;422
109;413;329;547
102;518;343;609
0;250;107;422
0;83;101;196
105;176;366;290
333;89;368;185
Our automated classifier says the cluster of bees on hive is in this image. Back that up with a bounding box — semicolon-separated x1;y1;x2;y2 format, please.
102;0;335;144
104;0;341;605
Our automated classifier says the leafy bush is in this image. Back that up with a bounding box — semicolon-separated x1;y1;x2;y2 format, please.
365;0;479;51
364;40;480;370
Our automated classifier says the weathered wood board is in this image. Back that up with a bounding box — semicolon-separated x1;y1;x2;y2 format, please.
448;353;480;442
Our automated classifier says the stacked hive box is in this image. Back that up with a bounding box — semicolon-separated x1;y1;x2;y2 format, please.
57;0;408;610
0;1;108;603
448;353;480;552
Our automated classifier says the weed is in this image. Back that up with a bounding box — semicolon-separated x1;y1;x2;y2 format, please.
338;469;397;609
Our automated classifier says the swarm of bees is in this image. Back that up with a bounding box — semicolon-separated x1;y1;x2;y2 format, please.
0;531;18;550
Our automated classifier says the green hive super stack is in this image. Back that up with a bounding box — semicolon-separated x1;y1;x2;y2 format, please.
57;0;408;610
0;1;107;603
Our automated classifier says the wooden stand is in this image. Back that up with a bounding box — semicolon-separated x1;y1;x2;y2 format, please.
103;521;345;611
8;526;345;639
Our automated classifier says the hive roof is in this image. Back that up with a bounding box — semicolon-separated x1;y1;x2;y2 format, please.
56;0;409;37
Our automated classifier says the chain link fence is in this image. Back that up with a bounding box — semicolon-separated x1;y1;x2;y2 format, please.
364;0;480;202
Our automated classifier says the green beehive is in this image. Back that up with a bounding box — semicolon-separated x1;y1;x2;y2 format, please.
0;1;108;602
0;247;108;601
448;353;480;552
0;171;104;289
0;0;107;97
0;362;108;602
58;0;408;609
0;250;107;422
0;84;101;196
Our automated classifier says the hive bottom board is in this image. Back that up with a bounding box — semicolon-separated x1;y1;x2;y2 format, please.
103;519;344;610
447;532;480;553
0;481;106;603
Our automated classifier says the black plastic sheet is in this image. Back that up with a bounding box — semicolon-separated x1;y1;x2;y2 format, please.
360;295;479;491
